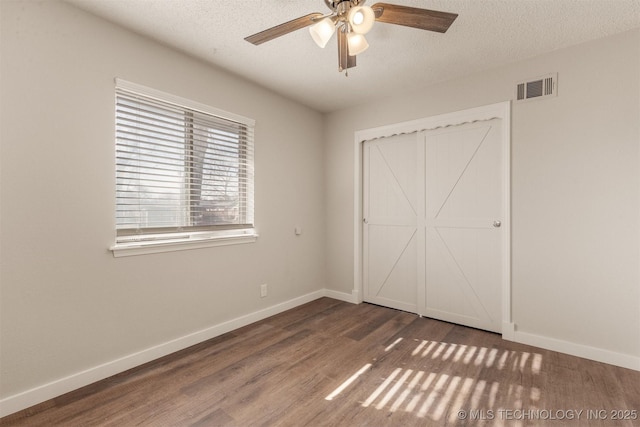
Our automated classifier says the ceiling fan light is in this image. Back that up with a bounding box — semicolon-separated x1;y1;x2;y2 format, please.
347;32;369;56
309;18;336;48
348;5;375;34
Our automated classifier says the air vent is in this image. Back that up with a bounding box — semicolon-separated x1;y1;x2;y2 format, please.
516;73;557;102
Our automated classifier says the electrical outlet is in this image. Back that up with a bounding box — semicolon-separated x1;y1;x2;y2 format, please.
260;283;268;298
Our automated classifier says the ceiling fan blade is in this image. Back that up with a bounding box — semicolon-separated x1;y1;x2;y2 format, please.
337;26;356;71
245;13;324;45
371;3;457;33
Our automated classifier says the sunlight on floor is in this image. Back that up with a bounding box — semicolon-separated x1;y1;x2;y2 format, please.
325;363;372;401
325;338;543;423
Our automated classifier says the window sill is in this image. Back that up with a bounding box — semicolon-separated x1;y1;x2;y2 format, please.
110;232;258;257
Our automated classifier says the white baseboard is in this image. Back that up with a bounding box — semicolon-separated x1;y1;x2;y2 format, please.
4;293;637;418
1;289;335;418
323;288;360;304
509;329;640;371
501;322;516;341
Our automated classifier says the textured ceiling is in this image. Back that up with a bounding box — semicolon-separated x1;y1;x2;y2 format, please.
66;0;640;113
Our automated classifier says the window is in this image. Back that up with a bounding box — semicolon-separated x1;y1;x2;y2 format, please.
112;79;256;256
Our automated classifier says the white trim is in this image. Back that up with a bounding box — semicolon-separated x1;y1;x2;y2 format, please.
2;288;637;417
502;322;516;341
0;289;361;417
115;78;255;126
354;102;509;143
110;232;259;257
112;78;257;257
323;288;360;304
0;290;326;418
511;329;640;372
353;130;364;304
499;103;512;335
353;101;512;334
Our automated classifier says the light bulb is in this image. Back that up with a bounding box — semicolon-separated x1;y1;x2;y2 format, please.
348;5;375;34
353;11;364;25
309;18;336;48
347;32;369;56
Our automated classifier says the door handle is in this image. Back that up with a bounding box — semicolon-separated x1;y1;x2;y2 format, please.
493;220;501;228
363;218;369;224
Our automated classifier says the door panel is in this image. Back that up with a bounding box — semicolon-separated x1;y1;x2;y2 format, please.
424;120;502;332
425;227;501;330
362;118;504;333
367;225;417;310
363;134;418;313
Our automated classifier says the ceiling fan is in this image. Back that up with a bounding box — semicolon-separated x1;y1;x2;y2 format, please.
245;0;458;73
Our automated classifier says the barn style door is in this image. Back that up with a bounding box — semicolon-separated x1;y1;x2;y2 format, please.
422;119;503;333
362;133;418;313
362;117;505;333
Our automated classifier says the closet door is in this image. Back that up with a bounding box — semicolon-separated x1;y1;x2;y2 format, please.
362;133;418;313
423;120;503;333
361;117;505;333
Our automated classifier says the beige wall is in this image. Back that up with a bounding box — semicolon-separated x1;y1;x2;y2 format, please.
1;0;639;413
324;29;640;359
0;0;325;400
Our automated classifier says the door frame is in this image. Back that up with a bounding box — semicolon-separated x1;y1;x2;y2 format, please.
353;101;514;339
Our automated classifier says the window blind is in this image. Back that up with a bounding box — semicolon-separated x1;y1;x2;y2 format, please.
115;80;254;244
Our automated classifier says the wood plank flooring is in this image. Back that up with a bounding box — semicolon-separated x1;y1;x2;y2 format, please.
2;298;639;426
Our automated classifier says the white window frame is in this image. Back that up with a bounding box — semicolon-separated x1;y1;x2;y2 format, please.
110;79;257;257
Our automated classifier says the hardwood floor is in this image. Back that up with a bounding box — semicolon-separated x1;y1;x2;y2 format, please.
2;298;639;426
